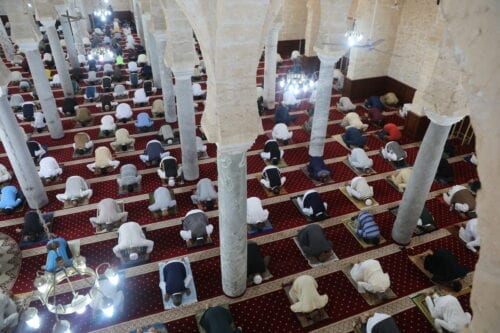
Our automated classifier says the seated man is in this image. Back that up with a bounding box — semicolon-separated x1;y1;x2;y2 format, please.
157;156;182;187
113;222;154;262
100;115;117;136
260;139;284;165
27;140;48;165
348;148;373;171
135;112;154;132
111;128;135;152
354;211;381;245
140;140;169;166
381;141;407;163
364;95;384;110
38;156;63;180
179;209;214;245
297;224;332;262
307;156;332;183
289;275;329;314
157;124;175;144
73;132;94;156
0;163;12;184
443;185;476;216
56;176;93;205
363;108;385;127
341;112;368;131
149;187;177;212
342;127;367;148
45;237;72;272
459;218;480;253
425;293;472;333
297;190;328;220
90;198;128;230
350;259;390;294
390;167;412;192
274;104;296;125
200;306;241;333
272;123;293;144
358;312;401;333
117;164;142;193
161;259;192;306
346;176;374;204
247;241;270;285
86;147;120;174
422;248;468;290
191;178;218;210
0;292;19;331
19;210;51;243
247;197;270;229
73;107;94;127
0;186;23;214
436;158;454;184
377;123;402;142
115;103;133;123
260;165;286;195
337;96;356;113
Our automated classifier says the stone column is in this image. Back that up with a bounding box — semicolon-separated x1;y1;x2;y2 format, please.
392;111;463;245
263;24;282;109
148;30;161;88
45;25;74;97
76;0;92;33
133;0;145;43
308;50;339;157
0;20;15;62
0;90;48;209
217;143;252;297
60;16;79;69
155;34;177;123
172;68;199;181
25;49;64;139
141;13;151;55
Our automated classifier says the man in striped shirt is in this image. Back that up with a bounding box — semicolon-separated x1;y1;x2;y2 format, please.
354;211;381;245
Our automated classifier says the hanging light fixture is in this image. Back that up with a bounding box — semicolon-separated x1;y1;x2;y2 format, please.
345;19;364;47
93;0;112;22
278;72;316;97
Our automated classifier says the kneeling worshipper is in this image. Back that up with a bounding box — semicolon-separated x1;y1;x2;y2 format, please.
390;167;412;192
247;197;270;228
289;275;328;314
115;102;133;123
358;312;401;333
364;108;385;127
0;292;19;331
180;209;214;245
274;104;296;125
45;237;72;272
307;156;332;183
364;95;384;110
342;127;367;148
354;211;381;245
99;115;117;136
247;241;271;285
443;185;476;216
272;123;293;144
117;164;142;193
0;163;12;184
73;132;94;156
113;222;154;262
158;156;182;187
337;96;356;113
111;128;135;152
341;112;368;131
19;211;52;244
160;259;193;307
425;293;472;333
200;306;242;333
381;141;407;163
56;176;93;204
422;248;468;291
149;187;177;212
348;148;373;171
436;158;454;184
90;198;128;230
346;176;374;204
73;107;94;127
38;156;63;180
377;123;402;142
380;92;399;107
31;111;46;133
140;140;169;165
350;259;390;294
260;165;286;194
157;124;175;144
61;96;78;116
87;146;120;174
135;112;154;132
297;190;328;220
151;99;164;118
260;139;283;165
297;224;333;263
191;178;218;210
0;186;23;214
459;218;480;253
27;140;48;165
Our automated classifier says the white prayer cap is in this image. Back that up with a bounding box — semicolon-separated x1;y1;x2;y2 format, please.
365;199;373;206
253;274;263;285
168;178;175;187
129;253;138;260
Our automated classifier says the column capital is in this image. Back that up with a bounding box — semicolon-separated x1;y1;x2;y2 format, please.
424;108;464;126
171;67;194;80
314;46;345;65
216;142;253;155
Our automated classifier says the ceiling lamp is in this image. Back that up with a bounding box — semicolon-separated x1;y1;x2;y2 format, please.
93;0;112;22
88;47;115;62
345;19;364;47
279;72;316;97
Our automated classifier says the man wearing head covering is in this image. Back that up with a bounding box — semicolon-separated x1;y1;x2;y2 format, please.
149;187;176;212
342;127;367;148
380;92;398;107
355;211;381;245
425;294;471;333
391;167;412;192
247;197;269;226
86;147;120;173
0;186;23;214
260;139;283;165
247;241;270;285
297;224;332;262
179;209;213;243
260;165;286;194
56;176;93;204
158;156;181;186
297;190;328;220
111;128;135;152
443;185;476;215
90;198;128;228
113;222;154;260
191;178;217;209
346;176;374;203
381;141;407;162
350;259;390;294
289;275;328;313
117;164;142;192
161;260;192;307
341;112;368;131
45;237;72;272
307;156;332;182
348;148;373;171
73;132;94;155
38;157;63;179
140;140;169;165
272;123;293;143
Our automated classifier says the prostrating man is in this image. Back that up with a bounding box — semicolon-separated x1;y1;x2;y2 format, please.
61;97;78;116
86;146;120;174
56;176;93;205
337;96;356;113
90;198;128;230
247;241;270;285
38;157;63;180
140;140;169;166
117;164;142;193
247;197;269;229
99;115;117;136
179;209;214;245
297;224;333;262
354;211;381;245
111;128;135;152
274;104;296;125
113;222;154;262
348;148;373;171
390;167;412;192
27;140;48;165
0;163;12;184
307;156;332;183
0;186;23;215
364;95;384;110
158;156;182;187
346;176;374;205
435;158;454;184
191;178;218;210
271;123;293;144
161;260;192;306
260;139;283;165
443;185;476;216
459;218;480;253
297;190;328;221
357;312;401;333
45;237;72;272
363;108;385;127
381;141;407;164
425;293;472;333
260;165;286;194
289;275;328;314
350;259;390;294
422;248;468;290
19;211;51;243
73;132;94;156
342;127;367;149
341;112;368;131
200;306;241;333
149;187;177;212
377;123;401;142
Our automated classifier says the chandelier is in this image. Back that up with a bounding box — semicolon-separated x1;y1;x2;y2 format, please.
345;19;364;47
279;72;315;96
93;0;112;22
88;47;115;62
